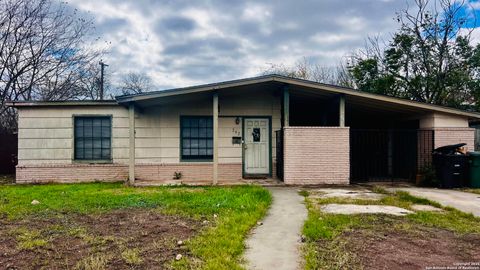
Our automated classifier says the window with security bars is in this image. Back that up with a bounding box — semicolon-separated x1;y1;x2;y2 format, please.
181;116;213;160
74;116;111;161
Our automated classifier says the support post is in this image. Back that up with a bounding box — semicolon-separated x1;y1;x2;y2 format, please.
213;92;219;185
128;103;136;185
339;94;345;127
283;86;290;127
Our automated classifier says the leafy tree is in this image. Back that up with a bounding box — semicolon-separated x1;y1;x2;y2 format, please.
349;0;480;110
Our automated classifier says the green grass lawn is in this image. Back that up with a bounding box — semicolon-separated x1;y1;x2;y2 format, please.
0;182;271;269
301;188;480;269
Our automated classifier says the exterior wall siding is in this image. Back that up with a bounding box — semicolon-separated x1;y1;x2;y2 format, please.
15;88;282;183
283;127;350;185
17;106;130;165
419;113;470;129
13;86;480;185
134;90;281;164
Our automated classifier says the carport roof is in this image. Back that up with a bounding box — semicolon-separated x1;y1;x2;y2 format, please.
115;74;480;119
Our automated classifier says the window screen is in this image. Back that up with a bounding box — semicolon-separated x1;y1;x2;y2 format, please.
74;116;111;160
181;116;213;160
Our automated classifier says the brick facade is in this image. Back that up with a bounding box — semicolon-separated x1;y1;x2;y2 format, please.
434;128;475;151
16;164;129;184
17;127;473;185
135;163;245;184
283;127;350;185
134;162;276;184
16;162;277;184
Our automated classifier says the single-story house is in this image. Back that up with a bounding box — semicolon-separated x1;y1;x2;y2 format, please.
7;74;480;185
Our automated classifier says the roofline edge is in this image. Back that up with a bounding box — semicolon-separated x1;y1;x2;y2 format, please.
6;100;119;107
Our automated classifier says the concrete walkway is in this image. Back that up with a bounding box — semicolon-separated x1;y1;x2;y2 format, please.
245;187;308;270
390;187;480;217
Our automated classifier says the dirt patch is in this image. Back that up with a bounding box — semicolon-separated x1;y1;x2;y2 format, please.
343;225;480;270
0;209;200;269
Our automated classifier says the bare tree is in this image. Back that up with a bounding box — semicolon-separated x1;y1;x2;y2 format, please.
73;61;114;100
0;0;103;131
119;72;153;95
263;57;355;87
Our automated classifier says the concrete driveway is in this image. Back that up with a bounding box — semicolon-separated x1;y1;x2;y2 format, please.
389;187;480;217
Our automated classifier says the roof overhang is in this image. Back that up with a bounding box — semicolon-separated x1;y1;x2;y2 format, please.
6;100;119;107
6;75;480;120
115;74;480;120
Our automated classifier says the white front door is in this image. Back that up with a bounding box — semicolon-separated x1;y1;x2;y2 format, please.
244;118;270;175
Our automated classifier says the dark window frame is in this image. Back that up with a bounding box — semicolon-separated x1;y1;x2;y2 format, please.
73;115;112;162
180;116;213;161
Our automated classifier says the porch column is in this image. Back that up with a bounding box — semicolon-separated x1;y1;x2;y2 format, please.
128;103;136;185
213;92;219;185
283;86;290;127
339;94;345;127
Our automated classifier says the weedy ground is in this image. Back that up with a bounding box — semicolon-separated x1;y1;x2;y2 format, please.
0;182;271;270
300;187;480;270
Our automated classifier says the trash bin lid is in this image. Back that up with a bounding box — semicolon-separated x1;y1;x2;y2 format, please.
433;143;467;154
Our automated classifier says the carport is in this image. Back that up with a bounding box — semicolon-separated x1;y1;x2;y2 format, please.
276;77;477;183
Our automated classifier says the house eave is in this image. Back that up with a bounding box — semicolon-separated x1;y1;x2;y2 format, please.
6;100;119;107
115;74;480;120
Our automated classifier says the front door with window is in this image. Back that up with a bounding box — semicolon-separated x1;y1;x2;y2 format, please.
243;118;270;175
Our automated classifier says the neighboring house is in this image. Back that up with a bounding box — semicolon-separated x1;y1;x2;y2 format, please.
7;75;480;185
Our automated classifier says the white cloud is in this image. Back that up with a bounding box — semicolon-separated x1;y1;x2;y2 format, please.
68;0;414;89
311;33;359;44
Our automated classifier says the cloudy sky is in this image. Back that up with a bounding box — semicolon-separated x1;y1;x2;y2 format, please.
69;0;480;89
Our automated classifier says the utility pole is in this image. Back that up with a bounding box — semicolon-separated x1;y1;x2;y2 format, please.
99;60;109;100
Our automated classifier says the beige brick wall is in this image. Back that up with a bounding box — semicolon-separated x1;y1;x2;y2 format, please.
135;163;243;184
434;128;475;151
134;162;277;184
16;164;128;183
16;163;276;184
283;127;350;185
